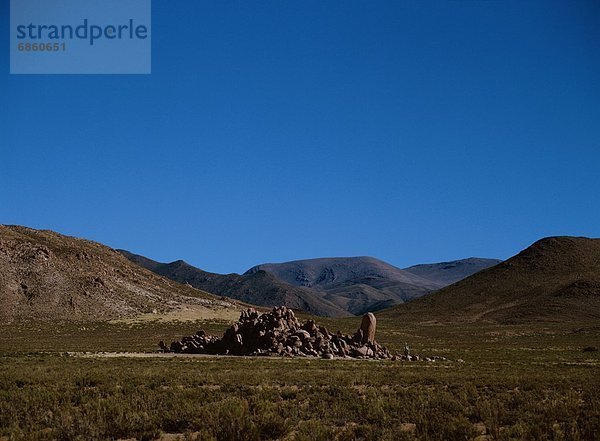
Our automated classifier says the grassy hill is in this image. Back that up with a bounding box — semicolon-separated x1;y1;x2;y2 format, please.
380;236;600;324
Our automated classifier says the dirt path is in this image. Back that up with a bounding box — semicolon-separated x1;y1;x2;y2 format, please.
68;352;240;359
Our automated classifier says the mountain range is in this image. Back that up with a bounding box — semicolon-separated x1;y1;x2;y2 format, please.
4;224;598;325
120;252;500;316
118;251;350;317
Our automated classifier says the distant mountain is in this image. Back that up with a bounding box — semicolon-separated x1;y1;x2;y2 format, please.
121;252;502;317
119;251;351;317
403;258;501;286
380;237;600;324
0;226;239;322
245;257;444;315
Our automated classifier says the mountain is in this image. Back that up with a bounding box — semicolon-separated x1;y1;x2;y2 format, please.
121;253;501;317
403;258;502;285
380;237;600;324
0;225;240;322
118;251;351;317
245;257;445;315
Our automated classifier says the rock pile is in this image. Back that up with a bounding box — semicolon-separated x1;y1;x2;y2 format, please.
160;307;397;359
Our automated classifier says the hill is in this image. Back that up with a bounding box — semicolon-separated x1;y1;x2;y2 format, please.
121;253;502;317
0;226;241;322
245;257;444;314
403;257;501;285
118;251;351;317
380;236;600;323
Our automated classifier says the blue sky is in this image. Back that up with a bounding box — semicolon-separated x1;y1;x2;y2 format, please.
1;0;599;273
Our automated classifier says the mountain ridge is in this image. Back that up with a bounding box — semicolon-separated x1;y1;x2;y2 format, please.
403;257;502;285
244;255;499;314
121;252;499;316
379;236;600;324
118;250;351;317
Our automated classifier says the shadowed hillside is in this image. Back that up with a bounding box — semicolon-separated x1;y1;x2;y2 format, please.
124;253;501;317
0;226;240;322
119;251;351;317
246;257;445;315
380;236;600;324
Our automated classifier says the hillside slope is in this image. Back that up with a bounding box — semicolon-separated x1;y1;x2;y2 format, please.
0;226;240;322
245;257;444;314
403;257;501;285
119;251;351;317
380;237;600;324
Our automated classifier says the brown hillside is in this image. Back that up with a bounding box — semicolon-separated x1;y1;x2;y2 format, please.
380;236;600;324
0;226;241;322
119;251;351;317
245;256;444;314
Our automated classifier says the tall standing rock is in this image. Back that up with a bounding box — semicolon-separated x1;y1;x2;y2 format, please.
360;312;376;344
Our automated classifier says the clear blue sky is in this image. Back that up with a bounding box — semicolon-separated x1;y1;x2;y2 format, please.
1;1;599;274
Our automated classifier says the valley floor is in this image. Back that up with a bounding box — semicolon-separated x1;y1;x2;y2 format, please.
0;318;599;440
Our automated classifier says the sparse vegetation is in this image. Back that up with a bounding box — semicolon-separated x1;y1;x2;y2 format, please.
1;318;599;440
0;225;242;323
382;237;600;324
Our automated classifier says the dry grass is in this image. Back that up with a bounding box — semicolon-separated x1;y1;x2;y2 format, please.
0;317;599;440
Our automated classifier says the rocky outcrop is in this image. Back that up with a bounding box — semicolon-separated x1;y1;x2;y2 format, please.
161;307;397;360
359;312;376;344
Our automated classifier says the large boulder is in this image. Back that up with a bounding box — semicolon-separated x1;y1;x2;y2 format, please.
359;312;376;344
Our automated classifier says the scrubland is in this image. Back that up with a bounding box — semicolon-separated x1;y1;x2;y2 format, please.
0;317;598;440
